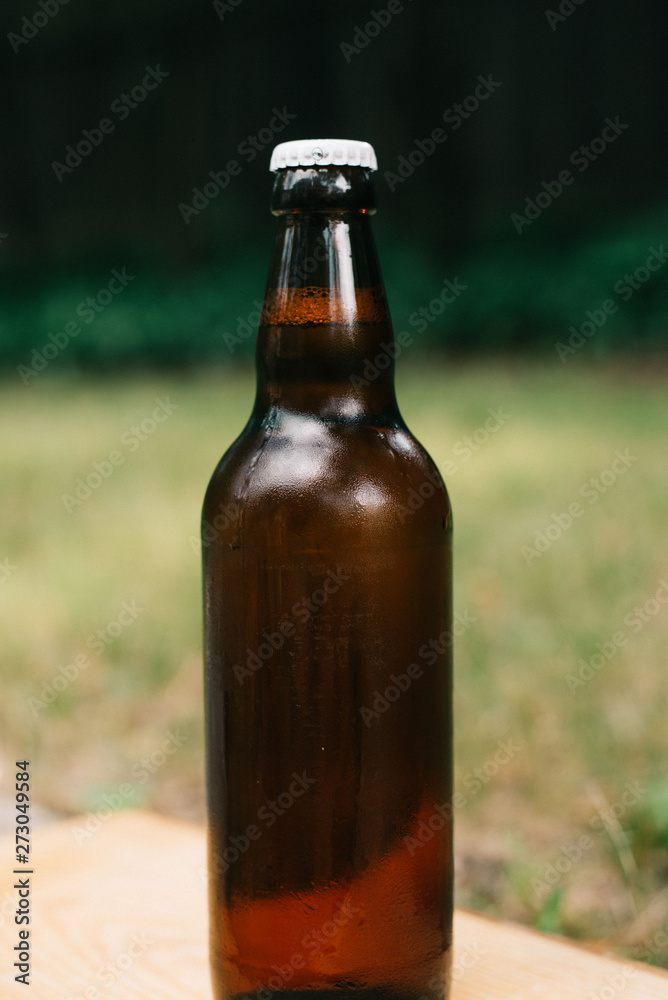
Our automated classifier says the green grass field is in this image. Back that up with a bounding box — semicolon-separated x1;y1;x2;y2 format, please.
1;360;667;964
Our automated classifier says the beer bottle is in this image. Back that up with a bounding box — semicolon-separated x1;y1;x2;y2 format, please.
203;138;453;1000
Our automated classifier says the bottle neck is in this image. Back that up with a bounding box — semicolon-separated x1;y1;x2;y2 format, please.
255;210;399;421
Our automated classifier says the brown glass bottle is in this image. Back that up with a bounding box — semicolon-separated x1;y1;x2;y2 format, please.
203;140;453;1000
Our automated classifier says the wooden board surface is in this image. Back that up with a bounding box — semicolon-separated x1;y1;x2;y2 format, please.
0;810;666;999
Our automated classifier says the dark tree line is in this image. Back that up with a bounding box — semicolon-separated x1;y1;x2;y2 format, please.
1;0;666;359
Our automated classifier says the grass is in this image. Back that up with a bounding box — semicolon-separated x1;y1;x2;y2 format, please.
1;358;667;965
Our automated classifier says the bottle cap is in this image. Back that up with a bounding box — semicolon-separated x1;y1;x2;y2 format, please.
270;138;377;172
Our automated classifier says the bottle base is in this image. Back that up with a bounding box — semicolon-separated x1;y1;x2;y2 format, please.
229;990;434;1000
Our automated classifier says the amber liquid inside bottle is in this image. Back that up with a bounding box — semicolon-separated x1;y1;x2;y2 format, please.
203;164;453;1000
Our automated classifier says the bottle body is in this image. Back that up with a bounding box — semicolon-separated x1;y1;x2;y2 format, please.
204;158;453;1000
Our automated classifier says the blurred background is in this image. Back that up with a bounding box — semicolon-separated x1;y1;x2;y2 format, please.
1;0;667;969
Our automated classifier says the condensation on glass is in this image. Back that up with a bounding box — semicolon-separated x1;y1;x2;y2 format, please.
203;142;453;1000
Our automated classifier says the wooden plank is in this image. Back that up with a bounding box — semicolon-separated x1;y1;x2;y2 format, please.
0;811;210;999
0;810;666;999
450;909;668;999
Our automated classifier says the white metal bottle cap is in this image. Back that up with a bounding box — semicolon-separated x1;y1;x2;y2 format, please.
270;138;378;172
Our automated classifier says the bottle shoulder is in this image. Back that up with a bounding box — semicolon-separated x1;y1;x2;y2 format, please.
203;409;452;545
